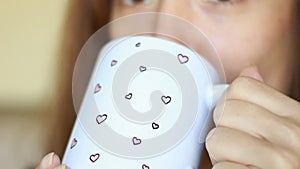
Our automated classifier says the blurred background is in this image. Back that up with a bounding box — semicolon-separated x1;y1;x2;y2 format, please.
0;0;109;168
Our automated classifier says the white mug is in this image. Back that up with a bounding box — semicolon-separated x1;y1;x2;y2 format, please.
63;36;227;169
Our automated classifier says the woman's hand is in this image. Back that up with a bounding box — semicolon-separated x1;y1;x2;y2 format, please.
206;66;300;169
36;152;68;169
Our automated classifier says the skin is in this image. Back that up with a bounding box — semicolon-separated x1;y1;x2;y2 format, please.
110;0;298;94
38;0;300;168
36;152;68;169
111;1;300;169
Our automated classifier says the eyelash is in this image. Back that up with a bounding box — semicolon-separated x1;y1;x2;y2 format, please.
123;0;236;7
123;0;151;6
205;0;236;5
211;0;231;1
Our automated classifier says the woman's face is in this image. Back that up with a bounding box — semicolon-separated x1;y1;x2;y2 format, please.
110;0;299;94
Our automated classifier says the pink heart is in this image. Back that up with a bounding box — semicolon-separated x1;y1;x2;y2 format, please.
94;84;101;94
111;60;118;66
125;93;133;100
142;164;150;169
161;96;171;104
132;137;142;145
178;54;189;64
152;122;159;130
70;138;77;149
96;114;107;124
89;153;100;163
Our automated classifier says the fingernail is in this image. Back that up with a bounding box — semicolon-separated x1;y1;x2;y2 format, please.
213;101;225;126
52;153;61;167
54;164;70;169
206;128;216;142
239;65;264;82
40;152;55;168
205;128;218;165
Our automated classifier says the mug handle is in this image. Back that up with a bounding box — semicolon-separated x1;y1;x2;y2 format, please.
212;84;229;107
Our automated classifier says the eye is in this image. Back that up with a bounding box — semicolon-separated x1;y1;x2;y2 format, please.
195;0;242;8
206;0;241;5
206;0;234;5
123;0;151;6
209;0;231;1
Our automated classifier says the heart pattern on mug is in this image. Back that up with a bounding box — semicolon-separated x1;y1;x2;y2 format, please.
96;114;107;124
178;54;189;64
89;153;100;163
125;93;133;100
94;84;101;94
132;137;142;145
135;42;141;47
152;122;159;129
139;66;147;72
70;138;77;149
142;164;150;169
161;96;171;104
111;60;118;67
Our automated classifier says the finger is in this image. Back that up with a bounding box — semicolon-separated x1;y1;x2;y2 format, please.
214;99;300;152
37;152;61;169
213;161;253;169
54;165;69;169
239;65;264;82
206;127;295;169
227;76;300;121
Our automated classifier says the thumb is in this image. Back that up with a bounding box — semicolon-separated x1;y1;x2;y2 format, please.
36;152;61;169
239;65;264;82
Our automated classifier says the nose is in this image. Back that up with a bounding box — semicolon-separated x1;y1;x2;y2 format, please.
151;2;223;81
157;0;189;18
152;1;202;48
152;1;191;44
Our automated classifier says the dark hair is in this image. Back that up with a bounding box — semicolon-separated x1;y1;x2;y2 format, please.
292;0;300;101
